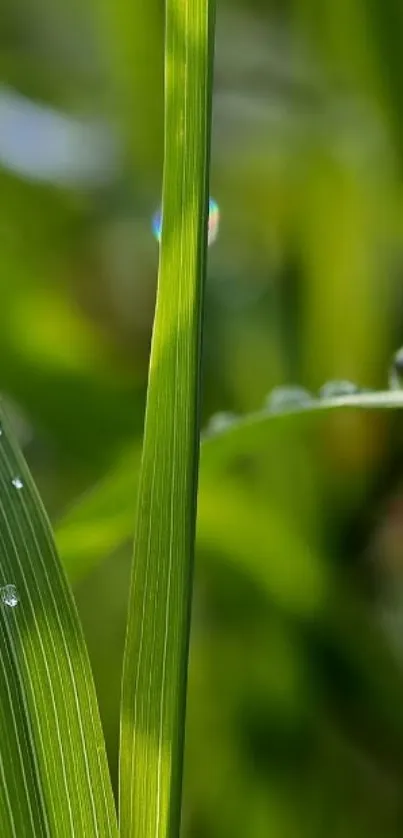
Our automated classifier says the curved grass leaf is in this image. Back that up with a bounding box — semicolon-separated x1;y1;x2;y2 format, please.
0;406;117;837
118;0;216;834
57;390;403;586
199;389;403;468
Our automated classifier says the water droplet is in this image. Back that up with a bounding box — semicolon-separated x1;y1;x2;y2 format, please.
11;477;23;490
205;411;237;435
1;584;19;608
389;348;403;390
151;208;162;241
265;386;313;413
152;197;220;247
207;198;220;246
318;380;360;399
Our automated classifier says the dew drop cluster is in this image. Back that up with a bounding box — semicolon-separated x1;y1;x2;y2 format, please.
203;378;375;437
264;379;371;414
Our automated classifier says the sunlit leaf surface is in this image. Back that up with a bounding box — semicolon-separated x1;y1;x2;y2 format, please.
118;0;215;834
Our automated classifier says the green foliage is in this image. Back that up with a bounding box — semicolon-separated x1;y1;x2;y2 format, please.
57;389;403;594
0;406;117;836
3;0;403;836
119;0;215;834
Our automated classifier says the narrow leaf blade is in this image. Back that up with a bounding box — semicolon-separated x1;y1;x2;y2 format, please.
119;0;215;835
0;407;118;837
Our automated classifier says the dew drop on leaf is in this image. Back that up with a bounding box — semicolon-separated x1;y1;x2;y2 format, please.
11;477;24;490
265;386;313;413
1;584;19;608
205;411;237;435
207;198;220;245
318;380;360;399
152;208;162;241
389;348;403;390
152;197;220;246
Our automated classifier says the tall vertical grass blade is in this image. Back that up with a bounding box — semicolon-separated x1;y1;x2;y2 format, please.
0;407;118;837
119;0;215;835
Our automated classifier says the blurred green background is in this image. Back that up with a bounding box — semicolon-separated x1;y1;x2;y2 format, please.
4;0;403;835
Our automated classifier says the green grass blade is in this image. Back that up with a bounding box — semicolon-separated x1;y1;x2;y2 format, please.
119;0;215;835
57;390;403;586
200;389;403;466
0;407;118;837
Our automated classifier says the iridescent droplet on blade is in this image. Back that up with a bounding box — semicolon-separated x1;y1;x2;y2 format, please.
152;197;219;246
